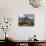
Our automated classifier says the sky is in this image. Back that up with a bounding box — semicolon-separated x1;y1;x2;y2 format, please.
19;14;34;19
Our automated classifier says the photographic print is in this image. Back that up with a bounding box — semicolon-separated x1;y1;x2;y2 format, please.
18;14;34;26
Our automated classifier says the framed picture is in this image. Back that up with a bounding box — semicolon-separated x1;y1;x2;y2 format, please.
18;14;34;26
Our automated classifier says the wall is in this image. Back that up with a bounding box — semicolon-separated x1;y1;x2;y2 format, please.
0;0;46;40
